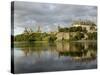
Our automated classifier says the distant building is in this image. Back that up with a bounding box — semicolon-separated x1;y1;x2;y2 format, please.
24;27;33;34
72;20;97;33
37;26;41;32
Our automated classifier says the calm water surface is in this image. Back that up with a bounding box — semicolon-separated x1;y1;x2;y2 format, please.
13;41;97;73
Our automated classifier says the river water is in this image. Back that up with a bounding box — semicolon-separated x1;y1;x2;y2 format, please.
12;41;97;73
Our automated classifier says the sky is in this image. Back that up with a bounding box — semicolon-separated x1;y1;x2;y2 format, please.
12;1;97;35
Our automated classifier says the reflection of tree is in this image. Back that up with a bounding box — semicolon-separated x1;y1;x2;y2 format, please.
15;41;97;61
49;42;57;51
58;42;97;60
15;42;48;56
21;47;30;56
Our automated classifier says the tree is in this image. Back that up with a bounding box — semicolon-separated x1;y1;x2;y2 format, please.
90;26;95;30
87;32;97;40
72;32;84;40
49;34;57;42
77;26;82;32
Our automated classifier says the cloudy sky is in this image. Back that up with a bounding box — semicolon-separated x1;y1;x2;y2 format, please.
12;1;97;35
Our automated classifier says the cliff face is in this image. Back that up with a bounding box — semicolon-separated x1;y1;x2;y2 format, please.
56;32;88;41
56;32;70;41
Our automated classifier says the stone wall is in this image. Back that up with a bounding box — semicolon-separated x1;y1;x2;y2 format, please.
56;32;70;41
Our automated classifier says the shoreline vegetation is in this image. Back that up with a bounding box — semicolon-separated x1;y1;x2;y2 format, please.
14;20;97;42
14;40;97;43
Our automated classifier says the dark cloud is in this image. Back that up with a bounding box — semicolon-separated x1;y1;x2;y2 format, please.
13;1;97;35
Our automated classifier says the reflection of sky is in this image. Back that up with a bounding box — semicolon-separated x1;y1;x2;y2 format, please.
12;1;97;35
14;48;25;57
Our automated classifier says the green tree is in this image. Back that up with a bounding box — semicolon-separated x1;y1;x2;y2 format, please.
87;32;97;40
71;32;84;40
49;34;57;42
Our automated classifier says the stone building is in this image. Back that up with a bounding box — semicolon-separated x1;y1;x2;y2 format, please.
72;20;97;33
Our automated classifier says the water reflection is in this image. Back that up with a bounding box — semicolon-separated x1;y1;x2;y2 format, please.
14;41;97;73
59;42;97;61
14;42;97;60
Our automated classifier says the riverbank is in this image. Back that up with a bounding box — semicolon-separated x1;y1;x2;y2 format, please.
14;40;97;43
71;40;97;42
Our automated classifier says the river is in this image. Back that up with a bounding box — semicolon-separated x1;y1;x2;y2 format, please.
12;41;97;73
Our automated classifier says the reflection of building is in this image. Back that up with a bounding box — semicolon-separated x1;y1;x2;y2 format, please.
56;42;70;52
58;42;97;60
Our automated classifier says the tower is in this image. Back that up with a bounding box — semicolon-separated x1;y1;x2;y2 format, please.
37;25;41;32
29;28;33;33
24;27;28;34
